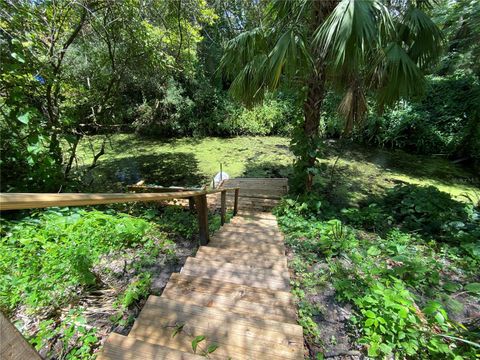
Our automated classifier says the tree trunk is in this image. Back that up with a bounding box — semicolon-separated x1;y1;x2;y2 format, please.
303;71;326;191
301;0;337;191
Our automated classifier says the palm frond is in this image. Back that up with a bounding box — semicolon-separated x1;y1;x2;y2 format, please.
220;22;311;106
267;29;311;89
338;79;367;135
219;27;268;79
374;42;424;107
314;0;394;72
228;54;269;106
402;7;444;68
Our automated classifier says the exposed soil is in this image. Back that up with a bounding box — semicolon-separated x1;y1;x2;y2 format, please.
286;248;367;360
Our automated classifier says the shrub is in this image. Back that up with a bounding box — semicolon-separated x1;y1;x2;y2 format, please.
221;96;299;136
0;208;155;313
350;74;480;162
381;184;477;241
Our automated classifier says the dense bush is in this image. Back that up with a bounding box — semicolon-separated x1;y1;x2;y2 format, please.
0;208;161;314
131;85;299;137
347;74;480;163
382;184;479;242
221;97;299;136
275;190;480;359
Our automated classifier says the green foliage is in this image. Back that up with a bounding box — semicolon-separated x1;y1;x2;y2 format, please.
0;0;217;192
382;184;479;241
348;74;480;163
118;273;152;308
276;185;479;358
222;97;298;136
30;308;99;360
0;208;156;314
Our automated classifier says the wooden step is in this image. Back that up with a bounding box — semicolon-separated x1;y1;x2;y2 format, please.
129;297;303;359
183;257;289;279
221;224;280;234
229;198;280;205
229;217;279;227
212;231;284;244
209;236;285;251
217;225;283;236
208;241;285;256
234;216;278;223
97;333;201;360
162;273;297;323
181;257;290;291
235;211;277;219
195;247;288;271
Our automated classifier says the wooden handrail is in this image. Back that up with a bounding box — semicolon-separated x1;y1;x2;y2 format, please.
127;185;204;193
0;191;201;211
0;188;239;211
0;187;240;246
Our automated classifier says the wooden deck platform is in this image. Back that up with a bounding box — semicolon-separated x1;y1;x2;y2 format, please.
98;211;303;359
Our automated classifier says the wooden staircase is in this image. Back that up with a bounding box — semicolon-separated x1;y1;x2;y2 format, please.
98;212;303;359
220;178;288;211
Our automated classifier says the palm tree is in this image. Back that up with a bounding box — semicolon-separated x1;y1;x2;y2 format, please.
220;0;443;191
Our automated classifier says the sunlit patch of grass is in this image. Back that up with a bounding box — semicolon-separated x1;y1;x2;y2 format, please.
76;135;478;202
316;144;479;204
75;135;293;190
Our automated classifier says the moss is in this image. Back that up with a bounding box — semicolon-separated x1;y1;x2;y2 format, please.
76;135;479;203
75;135;293;191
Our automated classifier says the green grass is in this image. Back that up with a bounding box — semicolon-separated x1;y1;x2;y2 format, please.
76;135;293;191
76;135;479;203
316;143;479;204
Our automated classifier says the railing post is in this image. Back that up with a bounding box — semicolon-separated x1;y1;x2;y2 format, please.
233;188;239;216
188;197;195;211
220;190;226;225
194;193;209;245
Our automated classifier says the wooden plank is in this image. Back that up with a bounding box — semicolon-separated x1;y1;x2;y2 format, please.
208;241;285;256
127;185;202;193
229;217;278;226
97;333;202;360
181;258;289;290
0;191;203;211
225;177;288;184
166;273;293;305
210;234;284;247
226;189;286;197
224;180;288;185
226;221;280;232
226;200;280;207
213;230;284;244
139;296;302;339
234;211;277;219
162;274;297;323
233;188;239;216
195;247;287;270
217;225;283;235
0;312;41;360
0;188;240;211
234;215;278;222
183;258;289;279
129;297;303;360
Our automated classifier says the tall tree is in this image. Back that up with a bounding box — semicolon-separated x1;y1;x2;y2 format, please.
220;0;443;191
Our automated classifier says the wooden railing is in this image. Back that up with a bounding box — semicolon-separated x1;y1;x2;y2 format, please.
0;187;240;359
0;187;240;246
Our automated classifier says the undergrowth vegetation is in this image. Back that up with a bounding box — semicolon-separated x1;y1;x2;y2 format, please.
275;185;480;359
0;204;224;359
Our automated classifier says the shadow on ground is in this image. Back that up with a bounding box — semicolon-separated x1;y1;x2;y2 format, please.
82;153;207;191
242;160;293;178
